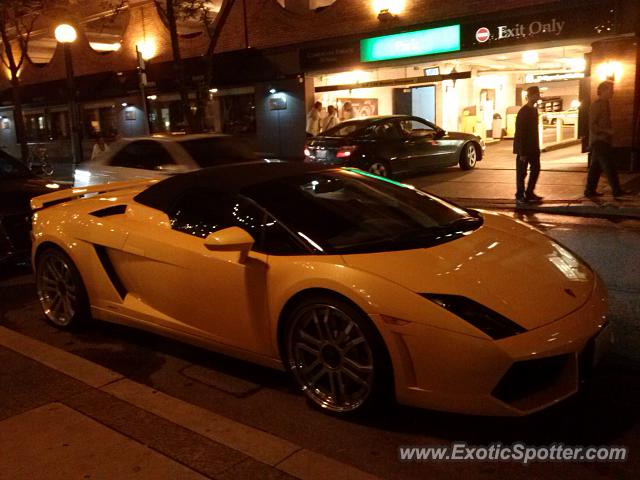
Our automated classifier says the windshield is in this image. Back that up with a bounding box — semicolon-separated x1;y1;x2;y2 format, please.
322;121;367;137
243;169;482;254
180;137;257;167
0;151;31;179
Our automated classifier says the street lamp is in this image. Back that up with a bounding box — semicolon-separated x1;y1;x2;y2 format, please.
55;23;83;166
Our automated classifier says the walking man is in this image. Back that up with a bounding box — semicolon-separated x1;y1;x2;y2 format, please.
584;80;625;198
514;86;543;205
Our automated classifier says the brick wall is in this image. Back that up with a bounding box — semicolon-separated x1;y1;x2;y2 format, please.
214;0;560;52
591;37;638;148
0;0;561;91
1;1;208;89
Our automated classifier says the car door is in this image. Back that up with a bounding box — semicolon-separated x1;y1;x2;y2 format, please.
118;189;271;355
398;118;441;170
105;140;185;182
364;121;408;168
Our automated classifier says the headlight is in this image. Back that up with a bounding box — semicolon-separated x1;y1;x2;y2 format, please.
74;169;91;181
421;294;526;340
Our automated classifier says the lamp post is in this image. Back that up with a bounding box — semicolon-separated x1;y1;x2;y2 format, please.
55;24;83;166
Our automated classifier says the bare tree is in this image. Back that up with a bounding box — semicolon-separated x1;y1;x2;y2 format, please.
155;0;232;132
0;0;45;162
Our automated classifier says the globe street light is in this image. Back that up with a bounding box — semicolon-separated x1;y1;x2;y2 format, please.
54;24;77;43
55;23;83;166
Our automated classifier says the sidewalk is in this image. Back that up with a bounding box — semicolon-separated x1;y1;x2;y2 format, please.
408;142;640;219
0;326;378;480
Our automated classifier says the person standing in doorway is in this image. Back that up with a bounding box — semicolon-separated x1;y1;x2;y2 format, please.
91;135;110;160
513;86;543;205
584;80;626;198
306;101;322;137
323;105;339;132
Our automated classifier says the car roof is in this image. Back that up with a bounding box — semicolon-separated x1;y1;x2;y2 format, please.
134;161;333;212
342;115;416;123
121;133;231;143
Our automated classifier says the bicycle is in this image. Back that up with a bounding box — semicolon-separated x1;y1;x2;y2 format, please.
27;145;54;177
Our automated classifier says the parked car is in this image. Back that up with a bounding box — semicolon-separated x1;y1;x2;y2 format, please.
31;162;609;416
74;133;260;187
305;115;485;177
0;150;63;264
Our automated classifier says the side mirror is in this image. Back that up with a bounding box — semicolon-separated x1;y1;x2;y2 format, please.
435;128;447;138
204;227;255;263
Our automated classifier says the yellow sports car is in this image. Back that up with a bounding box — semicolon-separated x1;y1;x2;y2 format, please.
31;163;611;416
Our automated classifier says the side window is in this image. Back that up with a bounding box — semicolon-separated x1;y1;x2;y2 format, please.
399;119;435;138
109;141;175;169
168;189;306;254
260;217;307;255
369;121;402;139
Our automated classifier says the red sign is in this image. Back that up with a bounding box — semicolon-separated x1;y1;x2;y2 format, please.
475;27;490;43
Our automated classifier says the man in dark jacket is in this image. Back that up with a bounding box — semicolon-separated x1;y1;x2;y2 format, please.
513;86;542;205
584;80;625;197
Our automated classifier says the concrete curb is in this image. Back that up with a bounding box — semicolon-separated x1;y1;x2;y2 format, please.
450;198;640;219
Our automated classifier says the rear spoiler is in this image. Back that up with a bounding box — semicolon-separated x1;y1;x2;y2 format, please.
31;179;156;211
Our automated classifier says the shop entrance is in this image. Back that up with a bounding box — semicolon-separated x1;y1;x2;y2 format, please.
392;85;436;122
311;43;592;168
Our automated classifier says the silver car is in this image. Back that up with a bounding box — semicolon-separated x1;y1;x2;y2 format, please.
74;134;258;187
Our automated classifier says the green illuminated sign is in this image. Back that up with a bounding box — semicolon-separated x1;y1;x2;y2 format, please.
361;24;461;62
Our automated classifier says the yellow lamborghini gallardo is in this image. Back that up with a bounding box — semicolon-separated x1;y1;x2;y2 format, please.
31;163;611;416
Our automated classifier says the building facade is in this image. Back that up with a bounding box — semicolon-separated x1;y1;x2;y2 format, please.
0;0;638;164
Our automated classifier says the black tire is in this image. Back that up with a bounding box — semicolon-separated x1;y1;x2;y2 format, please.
35;247;90;330
365;159;392;178
282;294;392;415
459;142;479;170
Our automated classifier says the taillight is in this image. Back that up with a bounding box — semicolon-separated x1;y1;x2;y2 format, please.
336;145;357;158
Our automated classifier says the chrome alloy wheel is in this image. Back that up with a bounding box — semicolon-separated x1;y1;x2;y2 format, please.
287;304;375;412
37;252;78;327
368;162;388;177
465;144;477;167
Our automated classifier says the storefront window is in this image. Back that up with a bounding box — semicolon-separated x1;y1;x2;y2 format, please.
148;100;197;134
84;107;118;138
221;94;256;135
24;113;48;141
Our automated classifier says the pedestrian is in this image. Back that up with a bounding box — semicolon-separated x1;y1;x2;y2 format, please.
323;105;339;132
513;85;543;205
341;101;354;121
584;80;626;198
306;101;322;137
91;135;110;160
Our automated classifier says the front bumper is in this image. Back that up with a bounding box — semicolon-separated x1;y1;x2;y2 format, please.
382;276;610;416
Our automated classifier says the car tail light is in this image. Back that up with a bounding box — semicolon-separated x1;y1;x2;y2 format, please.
336;145;357;158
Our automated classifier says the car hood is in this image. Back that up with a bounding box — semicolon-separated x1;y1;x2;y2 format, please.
342;212;594;331
444;131;479;142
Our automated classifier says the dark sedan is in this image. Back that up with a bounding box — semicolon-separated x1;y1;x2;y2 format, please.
0;150;64;263
304;115;485;177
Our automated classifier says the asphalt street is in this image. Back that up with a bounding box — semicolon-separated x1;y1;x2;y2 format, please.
1;212;639;479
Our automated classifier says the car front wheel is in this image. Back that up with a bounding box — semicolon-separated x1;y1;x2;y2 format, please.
459;143;478;170
366;160;391;178
283;296;391;414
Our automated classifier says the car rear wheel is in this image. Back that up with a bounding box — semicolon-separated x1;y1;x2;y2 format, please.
36;248;90;329
367;160;391;178
283;295;391;414
459;143;478;170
